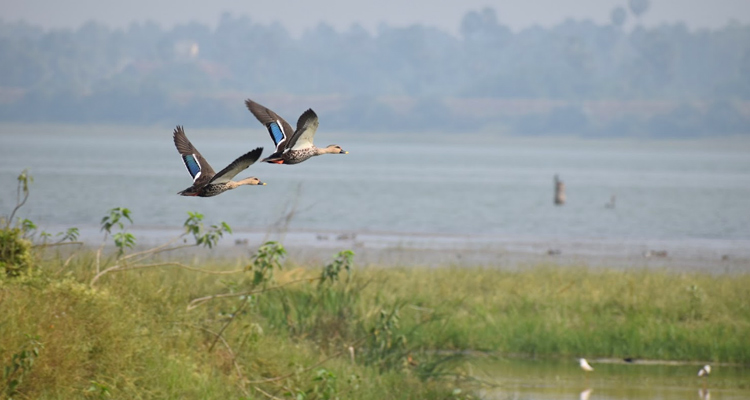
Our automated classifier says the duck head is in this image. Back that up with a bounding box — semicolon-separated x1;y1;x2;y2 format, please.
237;177;266;186
324;144;348;154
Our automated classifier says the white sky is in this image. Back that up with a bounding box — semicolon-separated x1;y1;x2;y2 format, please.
2;0;749;35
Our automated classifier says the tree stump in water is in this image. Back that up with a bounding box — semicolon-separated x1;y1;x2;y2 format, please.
554;175;566;206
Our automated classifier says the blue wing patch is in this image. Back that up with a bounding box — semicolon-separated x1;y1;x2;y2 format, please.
267;121;285;146
182;154;202;181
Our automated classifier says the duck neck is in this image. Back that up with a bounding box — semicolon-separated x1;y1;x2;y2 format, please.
317;146;339;155
226;177;260;189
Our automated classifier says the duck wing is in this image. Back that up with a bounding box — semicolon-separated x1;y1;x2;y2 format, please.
286;109;319;151
245;99;294;154
173;126;216;186
209;147;264;184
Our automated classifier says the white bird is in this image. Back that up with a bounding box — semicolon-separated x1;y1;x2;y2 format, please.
698;364;711;377
579;358;594;372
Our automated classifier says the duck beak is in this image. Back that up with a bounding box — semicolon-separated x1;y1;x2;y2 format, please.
341;150;349;154
258;181;266;186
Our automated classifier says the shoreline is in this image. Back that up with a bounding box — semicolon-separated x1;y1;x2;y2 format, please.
49;224;750;273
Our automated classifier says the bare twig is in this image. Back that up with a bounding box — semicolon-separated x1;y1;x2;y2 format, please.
89;232;243;284
125;243;203;265
253;385;283;400
120;236;186;262
187;277;317;310
246;337;367;384
193;325;251;397
198;326;243;375
32;241;84;249
187;325;295;400
204;277;321;352
263;182;310;243
123;262;243;275
54;252;80;276
90;261;245;286
208;298;250;353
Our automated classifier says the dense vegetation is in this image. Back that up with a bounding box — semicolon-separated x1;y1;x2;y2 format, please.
1;6;749;136
2;173;749;398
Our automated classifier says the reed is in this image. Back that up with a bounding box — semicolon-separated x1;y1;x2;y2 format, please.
336;265;750;363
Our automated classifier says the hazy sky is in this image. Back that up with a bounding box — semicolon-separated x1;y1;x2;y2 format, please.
2;0;749;35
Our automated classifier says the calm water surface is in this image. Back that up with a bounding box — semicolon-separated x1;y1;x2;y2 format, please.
478;358;749;400
1;124;750;259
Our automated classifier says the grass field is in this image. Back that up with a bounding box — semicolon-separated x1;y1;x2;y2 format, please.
2;235;749;399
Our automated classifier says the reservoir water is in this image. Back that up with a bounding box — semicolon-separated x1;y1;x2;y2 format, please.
2;124;749;266
477;358;749;400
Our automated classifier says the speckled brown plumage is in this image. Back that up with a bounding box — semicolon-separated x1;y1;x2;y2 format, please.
173;126;265;197
245;99;347;165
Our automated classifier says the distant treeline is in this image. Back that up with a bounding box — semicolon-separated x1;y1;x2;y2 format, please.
1;7;749;136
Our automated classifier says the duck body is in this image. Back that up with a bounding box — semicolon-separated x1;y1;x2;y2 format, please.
173;126;265;197
245;99;347;165
179;183;232;197
177;178;262;197
264;146;321;165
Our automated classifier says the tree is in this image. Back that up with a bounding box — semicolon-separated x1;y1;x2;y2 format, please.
610;6;627;28
460;7;509;43
628;0;650;20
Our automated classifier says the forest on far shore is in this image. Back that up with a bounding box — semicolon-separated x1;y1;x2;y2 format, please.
1;5;749;137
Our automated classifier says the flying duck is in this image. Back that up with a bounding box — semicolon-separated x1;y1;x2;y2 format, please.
173;126;265;197
245;99;347;164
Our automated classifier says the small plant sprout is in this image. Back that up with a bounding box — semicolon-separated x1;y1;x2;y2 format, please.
86;381;112;399
310;368;339;400
319;250;354;286
247;241;286;287
3;334;43;398
100;207;135;257
4;169;33;230
100;207;133;234
366;305;408;371
184;211;232;248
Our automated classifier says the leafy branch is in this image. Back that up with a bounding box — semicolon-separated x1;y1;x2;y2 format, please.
184;211;232;249
90;210;235;286
4;169;32;230
247;241;286;286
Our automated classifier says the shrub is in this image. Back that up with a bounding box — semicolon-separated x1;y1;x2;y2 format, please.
0;225;32;277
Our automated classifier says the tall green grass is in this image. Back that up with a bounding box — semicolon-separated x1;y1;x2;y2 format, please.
2;246;749;398
0;251;472;399
256;263;750;363
334;265;750;362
